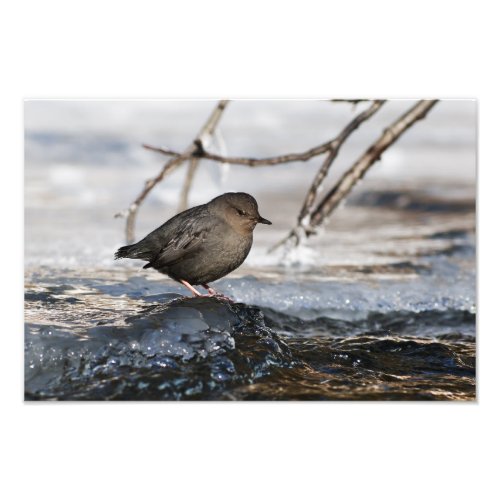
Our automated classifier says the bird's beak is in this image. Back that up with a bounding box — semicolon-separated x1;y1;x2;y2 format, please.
257;216;272;225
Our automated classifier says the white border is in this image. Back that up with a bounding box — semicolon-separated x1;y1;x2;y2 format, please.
3;1;498;499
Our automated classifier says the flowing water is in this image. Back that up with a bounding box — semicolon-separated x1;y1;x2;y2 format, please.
24;100;476;401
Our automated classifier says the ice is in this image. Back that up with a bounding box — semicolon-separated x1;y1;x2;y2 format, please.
216;255;475;321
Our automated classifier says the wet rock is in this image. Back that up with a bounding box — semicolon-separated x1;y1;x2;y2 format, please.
24;297;294;400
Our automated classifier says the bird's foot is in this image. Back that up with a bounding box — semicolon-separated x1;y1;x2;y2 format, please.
202;284;234;302
180;281;234;302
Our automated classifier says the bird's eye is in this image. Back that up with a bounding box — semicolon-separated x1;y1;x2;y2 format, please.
236;209;246;216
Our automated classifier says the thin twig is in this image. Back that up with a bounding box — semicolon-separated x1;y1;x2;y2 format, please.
143;142;344;167
117;100;229;243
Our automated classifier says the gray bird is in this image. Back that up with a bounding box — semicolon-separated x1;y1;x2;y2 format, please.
115;192;271;298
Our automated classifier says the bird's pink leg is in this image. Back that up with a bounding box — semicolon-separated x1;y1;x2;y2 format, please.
201;284;219;296
180;280;203;297
201;284;234;302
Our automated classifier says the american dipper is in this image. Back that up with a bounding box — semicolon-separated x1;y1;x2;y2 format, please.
115;192;271;298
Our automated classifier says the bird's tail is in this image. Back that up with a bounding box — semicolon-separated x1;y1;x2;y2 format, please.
115;238;157;261
115;243;141;260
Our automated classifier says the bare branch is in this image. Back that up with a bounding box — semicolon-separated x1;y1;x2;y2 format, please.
143;142;335;167
118;100;229;243
296;100;385;226
266;100;385;254
270;100;438;251
142;101;386;168
309;100;439;230
142;139;340;167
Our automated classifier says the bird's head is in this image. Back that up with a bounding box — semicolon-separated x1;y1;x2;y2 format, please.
209;192;272;234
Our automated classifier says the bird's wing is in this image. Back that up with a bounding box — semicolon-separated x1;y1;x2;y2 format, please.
147;212;215;267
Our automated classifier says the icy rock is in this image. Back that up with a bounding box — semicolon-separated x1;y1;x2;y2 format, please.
136;300;239;359
76;298;242;362
24;297;299;399
204;332;235;355
140;329;197;360
210;358;236;382
179;298;240;332
24;327;106;394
